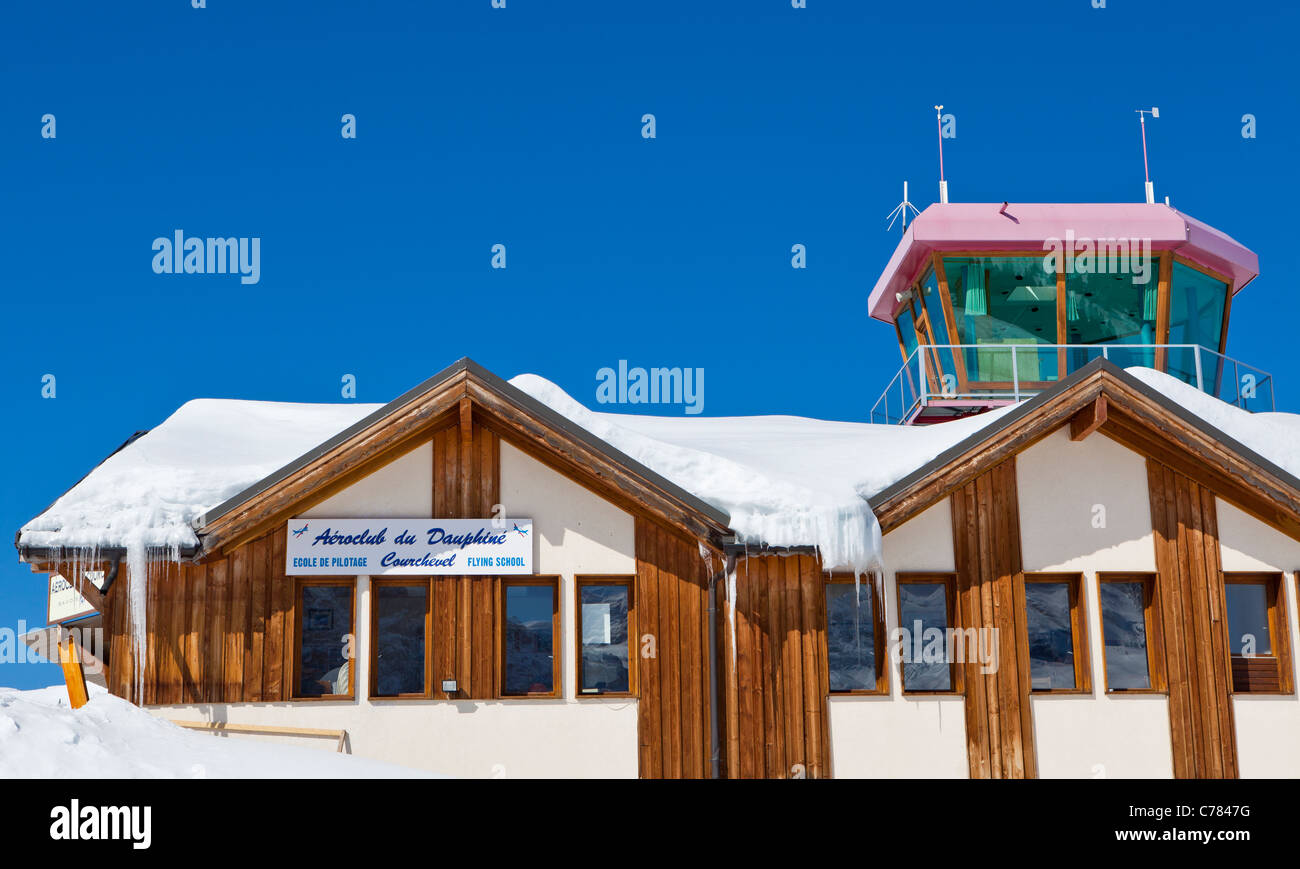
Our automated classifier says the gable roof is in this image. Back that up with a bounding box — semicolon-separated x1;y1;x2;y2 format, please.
868;358;1300;542
191;358;734;557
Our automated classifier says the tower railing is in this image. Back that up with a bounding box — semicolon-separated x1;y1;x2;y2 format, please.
870;344;1275;425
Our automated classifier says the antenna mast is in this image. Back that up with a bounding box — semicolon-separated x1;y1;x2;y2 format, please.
885;181;920;233
935;105;949;203
1136;107;1159;203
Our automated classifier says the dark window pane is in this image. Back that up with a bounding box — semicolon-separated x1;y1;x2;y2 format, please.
299;584;353;697
826;582;876;691
504;584;555;694
374;585;426;695
897;305;919;358
918;267;957;377
1225;584;1272;657
899;582;952;691
1100;582;1150;690
579;584;630;693
1024;582;1075;690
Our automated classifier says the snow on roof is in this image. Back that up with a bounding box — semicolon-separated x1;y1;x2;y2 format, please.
18;399;380;553
18;367;1299;576
0;685;437;778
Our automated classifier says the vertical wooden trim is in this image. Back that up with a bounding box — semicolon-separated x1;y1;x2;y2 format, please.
932;254;971;392
1155;252;1172;370
1146;459;1237;778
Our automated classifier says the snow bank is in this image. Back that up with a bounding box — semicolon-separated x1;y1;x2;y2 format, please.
509;374;1016;572
18;399;379;552
0;685;437;778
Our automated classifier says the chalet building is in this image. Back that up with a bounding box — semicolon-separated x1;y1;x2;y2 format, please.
18;202;1300;779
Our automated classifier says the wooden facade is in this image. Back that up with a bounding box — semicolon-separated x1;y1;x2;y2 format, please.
52;360;1300;777
720;554;831;779
950;458;1036;779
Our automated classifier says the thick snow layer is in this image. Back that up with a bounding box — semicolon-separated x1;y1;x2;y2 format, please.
509;374;1016;572
0;685;437;778
18;399;380;552
1125;366;1300;477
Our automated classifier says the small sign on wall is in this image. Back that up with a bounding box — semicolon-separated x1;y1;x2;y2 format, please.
285;518;534;576
47;572;103;625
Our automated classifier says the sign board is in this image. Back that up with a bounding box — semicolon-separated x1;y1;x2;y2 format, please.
47;571;103;625
285;518;533;576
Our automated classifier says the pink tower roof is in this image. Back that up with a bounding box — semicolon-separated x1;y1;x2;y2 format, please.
868;203;1260;323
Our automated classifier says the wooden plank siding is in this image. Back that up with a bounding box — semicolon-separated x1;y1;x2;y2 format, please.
1147;459;1238;779
635;517;714;779
950;457;1037;779
717;552;830;779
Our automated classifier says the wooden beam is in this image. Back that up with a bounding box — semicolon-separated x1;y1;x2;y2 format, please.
1069;394;1108;441
59;635;89;710
459;397;474;518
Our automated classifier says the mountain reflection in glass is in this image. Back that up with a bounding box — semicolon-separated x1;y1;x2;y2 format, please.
1024;582;1074;690
579;584;630;693
898;582;951;691
1100;581;1151;690
374;584;426;696
826;582;876;692
504;584;555;695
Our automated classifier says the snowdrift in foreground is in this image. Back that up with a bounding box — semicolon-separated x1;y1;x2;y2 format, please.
0;686;437;779
508;374;1016;573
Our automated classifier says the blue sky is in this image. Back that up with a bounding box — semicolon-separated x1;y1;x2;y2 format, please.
2;0;1296;688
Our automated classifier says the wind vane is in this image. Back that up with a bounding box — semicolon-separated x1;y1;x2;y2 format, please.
886;181;920;233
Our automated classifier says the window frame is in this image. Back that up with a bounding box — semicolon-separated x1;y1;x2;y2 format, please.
1224;572;1294;695
1096;573;1166;694
823;573;888;695
1019;573;1091;695
894;573;963;696
498;576;562;699
574;576;637;698
292;577;357;701
368;577;433;700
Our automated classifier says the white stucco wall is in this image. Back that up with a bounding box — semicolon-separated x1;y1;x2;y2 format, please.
1216;498;1300;778
828;500;969;778
1016;429;1174;778
154;438;641;778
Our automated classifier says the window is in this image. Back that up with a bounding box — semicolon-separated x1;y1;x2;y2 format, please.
895;298;920;362
577;577;634;695
501;578;560;697
1097;575;1163;692
1167;259;1229;387
917;265;958;381
825;575;885;693
1063;258;1161;375
944;255;1060;384
1021;574;1089;693
295;580;355;699
370;580;430;698
1224;573;1293;694
896;575;959;693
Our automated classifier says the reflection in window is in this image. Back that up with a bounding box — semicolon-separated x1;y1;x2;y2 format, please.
945;256;1059;384
826;581;877;692
1024;581;1076;691
918;267;957;379
502;582;556;695
1225;582;1272;657
298;583;353;697
896;301;919;361
1167;262;1228;388
579;582;630;694
898;580;953;691
373;584;426;696
1064;267;1158;374
1099;581;1151;690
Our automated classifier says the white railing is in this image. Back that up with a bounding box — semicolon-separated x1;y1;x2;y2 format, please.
870;343;1275;425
